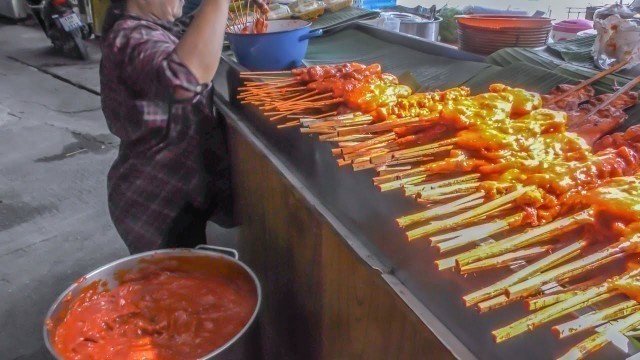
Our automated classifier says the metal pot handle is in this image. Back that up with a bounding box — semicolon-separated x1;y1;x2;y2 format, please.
299;29;323;41
195;244;239;260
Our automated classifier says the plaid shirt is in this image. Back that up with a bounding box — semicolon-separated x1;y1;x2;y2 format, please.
101;14;229;253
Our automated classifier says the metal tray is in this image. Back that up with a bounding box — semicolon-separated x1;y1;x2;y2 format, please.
212;23;627;360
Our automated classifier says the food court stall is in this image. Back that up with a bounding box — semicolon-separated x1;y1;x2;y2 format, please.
43;3;640;359
211;9;640;358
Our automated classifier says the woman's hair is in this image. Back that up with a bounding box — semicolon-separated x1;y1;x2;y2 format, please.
102;0;127;36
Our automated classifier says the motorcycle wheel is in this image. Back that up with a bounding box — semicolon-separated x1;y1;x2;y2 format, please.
70;29;89;60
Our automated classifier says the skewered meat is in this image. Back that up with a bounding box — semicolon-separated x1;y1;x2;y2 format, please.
591;91;639;110
291;63;378;83
568;106;629;146
594;125;640;152
254;17;268;33
542;84;596;111
563;90;638;146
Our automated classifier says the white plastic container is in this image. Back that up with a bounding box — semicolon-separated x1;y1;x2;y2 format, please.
550;19;593;42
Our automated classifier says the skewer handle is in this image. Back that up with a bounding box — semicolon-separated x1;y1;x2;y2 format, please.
572;73;640;126
549;58;630;104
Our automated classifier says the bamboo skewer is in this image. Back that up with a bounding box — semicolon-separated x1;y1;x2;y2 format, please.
505;243;631;299
328;135;374;143
404;174;481;196
377;165;412;175
336;115;438;137
244;1;250;29
495;269;640;344
240;70;292;76
454;210;593;269
462;241;585;306
308;115;374;130
231;1;242;29
477;295;522;313
300;113;362;126
239;86;305;98
241;78;296;86
524;278;606;311
552;300;639;339
240;75;291;80
492;285;616;343
374;169;431;186
415;182;479;200
238;80;297;92
459;245;553;274
549;58;630;104
557;311;640;360
572;73;640;127
372;144;459;186
278;121;301;128
406;187;534;241
339;132;396;155
253;5;257;26
378;175;428;191
436;214;522;253
397;191;486;228
370;145;454;166
526;289;588;311
353;156;434;171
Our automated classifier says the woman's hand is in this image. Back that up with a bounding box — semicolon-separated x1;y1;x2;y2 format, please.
250;0;270;15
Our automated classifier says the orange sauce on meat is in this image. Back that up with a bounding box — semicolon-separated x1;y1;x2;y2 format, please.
420;84;640;225
50;255;257;360
587;176;640;242
343;74;412;114
374;87;471;122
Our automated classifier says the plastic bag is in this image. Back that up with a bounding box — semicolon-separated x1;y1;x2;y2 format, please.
592;3;640;69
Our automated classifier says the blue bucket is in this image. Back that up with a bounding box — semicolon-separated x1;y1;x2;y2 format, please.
226;20;323;71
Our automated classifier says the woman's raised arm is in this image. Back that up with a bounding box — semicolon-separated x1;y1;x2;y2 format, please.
175;0;231;84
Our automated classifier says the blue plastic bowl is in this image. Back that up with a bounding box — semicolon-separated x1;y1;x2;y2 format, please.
226;20;323;71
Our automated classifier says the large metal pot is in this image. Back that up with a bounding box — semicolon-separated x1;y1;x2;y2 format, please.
44;245;262;360
382;12;441;41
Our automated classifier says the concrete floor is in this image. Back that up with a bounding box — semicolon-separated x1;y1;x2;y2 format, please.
0;21;236;359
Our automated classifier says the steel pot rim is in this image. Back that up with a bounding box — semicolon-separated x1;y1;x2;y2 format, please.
43;248;262;360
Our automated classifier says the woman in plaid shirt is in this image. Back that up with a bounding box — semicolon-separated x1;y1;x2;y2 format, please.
100;0;233;253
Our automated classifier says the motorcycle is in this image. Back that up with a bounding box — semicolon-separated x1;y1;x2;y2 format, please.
24;0;90;60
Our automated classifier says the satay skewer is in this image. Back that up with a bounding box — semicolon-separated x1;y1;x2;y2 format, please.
231;1;243;31
458;245;553;274
452;210;593;269
552;300;639;339
462;241;585;306
435;216;515;254
557;312;640;360
377;175;429;192
244;1;250;29
240;70;293;75
572;73;640;127
524;277;606;311
492;289;617;343
505;241;635;300
405;187;533;241
549;58;630;104
494;269;640;344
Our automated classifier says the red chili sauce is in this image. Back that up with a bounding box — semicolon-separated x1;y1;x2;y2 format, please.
51;256;257;360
